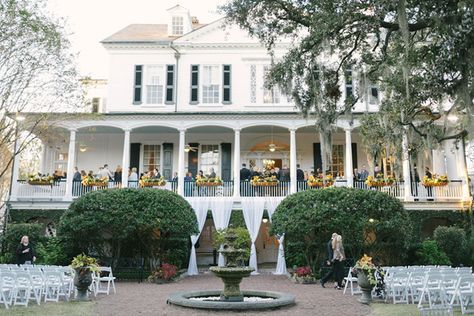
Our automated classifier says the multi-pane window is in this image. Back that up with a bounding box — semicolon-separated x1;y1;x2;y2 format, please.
329;145;344;177
200;144;219;176
145;65;164;104
263;66;280;104
368;84;379;104
345;66;353;98
202;65;219;104
143;145;161;172
172;16;184;35
91;98;100;113
250;65;257;103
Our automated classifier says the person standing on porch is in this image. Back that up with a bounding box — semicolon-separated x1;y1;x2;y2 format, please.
425;166;433;201
240;163;251;181
320;232;337;288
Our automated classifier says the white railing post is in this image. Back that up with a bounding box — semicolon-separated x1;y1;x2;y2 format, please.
345;129;353;188
65;129;77;200
289;128;297;194
177;128;186;196
233;128;241;198
121;129;131;188
402;131;413;201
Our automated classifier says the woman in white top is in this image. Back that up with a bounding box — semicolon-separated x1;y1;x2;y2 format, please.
128;167;138;187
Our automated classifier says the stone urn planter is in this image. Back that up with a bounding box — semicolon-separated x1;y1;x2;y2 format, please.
70;254;99;301
356;269;375;304
74;267;94;301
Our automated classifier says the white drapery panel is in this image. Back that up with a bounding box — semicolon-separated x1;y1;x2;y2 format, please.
211;197;234;267
242;198;265;274
265;197;288;275
187;198;210;276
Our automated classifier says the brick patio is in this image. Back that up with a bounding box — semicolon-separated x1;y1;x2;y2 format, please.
94;273;372;316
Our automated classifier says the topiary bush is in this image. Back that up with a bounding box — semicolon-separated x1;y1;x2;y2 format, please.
433;226;468;266
0;223;44;263
415;240;451;265
58;188;198;269
270;187;413;271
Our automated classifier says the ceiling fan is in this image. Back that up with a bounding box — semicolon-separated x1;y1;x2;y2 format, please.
184;144;198;152
268;126;285;152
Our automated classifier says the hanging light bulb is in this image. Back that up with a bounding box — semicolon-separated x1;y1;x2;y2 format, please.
269;144;276;152
184;145;191;152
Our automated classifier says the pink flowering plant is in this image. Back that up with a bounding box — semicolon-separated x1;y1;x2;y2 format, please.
292;266;317;283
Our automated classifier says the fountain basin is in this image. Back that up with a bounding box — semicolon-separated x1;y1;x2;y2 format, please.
167;290;296;310
209;266;254;301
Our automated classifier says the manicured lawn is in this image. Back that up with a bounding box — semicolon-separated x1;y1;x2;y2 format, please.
0;301;95;316
370;302;462;316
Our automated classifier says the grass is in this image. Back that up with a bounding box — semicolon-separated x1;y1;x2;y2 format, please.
370;302;463;316
0;301;96;316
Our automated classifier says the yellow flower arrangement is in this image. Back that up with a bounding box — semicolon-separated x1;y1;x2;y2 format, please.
307;174;334;187
195;176;223;186
250;175;279;186
422;174;448;187
365;173;395;187
81;175;108;187
139;175;166;187
27;174;54;185
354;254;377;286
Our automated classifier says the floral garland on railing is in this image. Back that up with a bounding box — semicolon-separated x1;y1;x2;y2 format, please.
195;176;223;186
81;175;109;187
307;174;334;187
139;175;166;187
28;174;54;185
422;174;448;187
250;175;279;186
365;173;395;187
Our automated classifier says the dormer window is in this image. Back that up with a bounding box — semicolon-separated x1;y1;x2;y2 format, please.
172;16;184;35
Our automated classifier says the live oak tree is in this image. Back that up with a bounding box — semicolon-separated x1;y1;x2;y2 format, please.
0;0;83;211
221;0;474;173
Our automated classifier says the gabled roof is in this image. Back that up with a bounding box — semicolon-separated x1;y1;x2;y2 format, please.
101;23;207;44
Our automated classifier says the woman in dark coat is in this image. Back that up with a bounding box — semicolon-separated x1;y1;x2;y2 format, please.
16;235;36;265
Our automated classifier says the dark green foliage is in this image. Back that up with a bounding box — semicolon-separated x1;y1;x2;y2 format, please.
1;223;44;263
415;240;451;266
36;237;69;266
58;188;198;269
271;187;413;269
213;227;251;262
8;209;65;224
228;210;246;228
433;226;468;266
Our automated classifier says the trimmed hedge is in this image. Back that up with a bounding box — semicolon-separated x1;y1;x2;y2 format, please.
271;187;413;270
58;188;198;269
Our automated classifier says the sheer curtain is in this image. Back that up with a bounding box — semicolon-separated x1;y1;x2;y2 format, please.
187;198;210;276
211;197;233;266
265;197;288;275
242;198;265;274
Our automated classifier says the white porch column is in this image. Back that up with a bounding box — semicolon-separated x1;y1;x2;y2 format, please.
65;129;77;200
121;129;131;188
345;129;353;188
10;136;21;200
233;128;241;197
458;140;470;200
289;128;297;194
177;128;186;196
40;143;47;174
402;131;413;201
432;148;446;175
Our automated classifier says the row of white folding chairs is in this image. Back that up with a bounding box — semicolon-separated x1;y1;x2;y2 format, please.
0;268;74;308
384;269;473;308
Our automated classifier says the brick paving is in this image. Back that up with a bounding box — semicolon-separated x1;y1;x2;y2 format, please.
94;272;372;316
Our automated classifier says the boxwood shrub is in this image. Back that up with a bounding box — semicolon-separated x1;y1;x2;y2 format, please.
58;188;198;269
271;187;413;271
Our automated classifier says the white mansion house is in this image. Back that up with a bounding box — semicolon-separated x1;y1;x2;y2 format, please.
8;6;471;266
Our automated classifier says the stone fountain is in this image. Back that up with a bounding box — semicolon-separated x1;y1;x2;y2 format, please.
208;228;254;301
167;228;295;310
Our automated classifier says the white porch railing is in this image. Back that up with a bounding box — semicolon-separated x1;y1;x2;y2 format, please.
14;179;465;202
16;180;66;199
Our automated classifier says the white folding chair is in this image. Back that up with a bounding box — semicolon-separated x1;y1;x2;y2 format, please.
13;272;31;307
95;266;116;295
448;275;474;314
343;267;361;295
0;273;15;309
43;271;62;302
418;273;446;308
28;270;44;305
386;271;410;304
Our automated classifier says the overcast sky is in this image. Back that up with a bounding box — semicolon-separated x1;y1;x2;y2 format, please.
47;0;226;79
